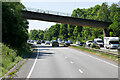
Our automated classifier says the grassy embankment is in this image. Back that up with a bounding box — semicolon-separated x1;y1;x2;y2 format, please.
70;46;119;62
0;43;32;77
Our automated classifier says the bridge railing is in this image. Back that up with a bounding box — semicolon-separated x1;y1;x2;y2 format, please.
23;7;71;17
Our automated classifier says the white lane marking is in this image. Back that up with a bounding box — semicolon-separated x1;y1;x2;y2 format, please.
65;57;67;59
70;61;74;64
81;53;119;68
27;49;39;78
78;69;83;73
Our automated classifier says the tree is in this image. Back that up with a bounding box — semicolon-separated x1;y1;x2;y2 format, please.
109;8;120;37
109;3;118;21
2;2;29;49
73;26;82;40
97;3;110;21
60;24;68;40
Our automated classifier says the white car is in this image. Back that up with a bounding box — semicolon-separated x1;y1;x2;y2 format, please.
76;41;80;45
86;40;93;47
45;41;50;45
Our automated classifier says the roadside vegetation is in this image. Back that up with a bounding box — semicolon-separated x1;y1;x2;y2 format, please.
0;43;22;77
1;2;31;77
29;2;120;42
70;46;119;62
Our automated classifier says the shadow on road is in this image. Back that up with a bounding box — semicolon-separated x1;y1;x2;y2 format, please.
26;45;68;60
36;45;66;48
38;52;55;59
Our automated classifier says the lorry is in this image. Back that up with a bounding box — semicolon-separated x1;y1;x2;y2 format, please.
94;38;103;47
104;37;119;49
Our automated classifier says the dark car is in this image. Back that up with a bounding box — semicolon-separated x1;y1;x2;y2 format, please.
79;42;85;46
41;40;45;43
31;40;34;43
64;41;70;46
52;40;59;47
37;40;41;44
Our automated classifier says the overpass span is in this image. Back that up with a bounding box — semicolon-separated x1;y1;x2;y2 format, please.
21;8;112;36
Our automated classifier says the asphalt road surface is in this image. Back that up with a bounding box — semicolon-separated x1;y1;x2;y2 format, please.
14;44;119;78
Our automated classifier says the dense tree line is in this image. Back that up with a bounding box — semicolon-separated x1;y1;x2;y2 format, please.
29;2;120;42
2;2;30;56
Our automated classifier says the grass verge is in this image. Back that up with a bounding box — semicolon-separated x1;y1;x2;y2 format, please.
0;43;31;77
8;61;25;78
69;46;119;63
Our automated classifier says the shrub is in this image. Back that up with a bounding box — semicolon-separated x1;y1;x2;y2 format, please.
0;43;23;77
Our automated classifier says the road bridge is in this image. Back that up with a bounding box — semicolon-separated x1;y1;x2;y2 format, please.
21;8;112;37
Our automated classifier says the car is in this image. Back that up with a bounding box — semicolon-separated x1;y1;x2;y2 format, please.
94;38;103;47
68;40;73;44
52;40;59;47
80;42;85;46
62;40;65;43
76;41;80;45
41;40;45;43
64;41;70;46
37;40;41;44
58;41;62;44
51;40;53;43
31;40;34;43
86;40;93;47
45;41;50;45
27;39;31;44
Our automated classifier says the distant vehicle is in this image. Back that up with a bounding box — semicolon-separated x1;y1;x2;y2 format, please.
37;40;41;44
52;40;59;47
104;37;119;49
64;41;70;46
33;40;37;44
58;41;62;44
33;40;36;42
86;40;93;47
94;38;103;47
31;40;34;43
51;40;53;43
45;41;50;45
57;38;62;44
27;40;31;44
41;40;45;43
80;42;85;46
62;40;65;43
76;41;80;45
68;40;73;44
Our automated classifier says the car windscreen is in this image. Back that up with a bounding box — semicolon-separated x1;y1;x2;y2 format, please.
109;41;119;44
89;41;93;43
97;40;103;42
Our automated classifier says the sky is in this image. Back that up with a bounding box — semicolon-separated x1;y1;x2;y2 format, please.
21;0;119;32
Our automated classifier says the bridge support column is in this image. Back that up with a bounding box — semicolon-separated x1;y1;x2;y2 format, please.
103;29;109;37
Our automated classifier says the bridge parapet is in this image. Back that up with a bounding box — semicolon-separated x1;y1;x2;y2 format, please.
23;7;71;17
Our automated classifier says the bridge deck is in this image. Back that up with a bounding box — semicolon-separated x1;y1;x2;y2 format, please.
21;10;112;29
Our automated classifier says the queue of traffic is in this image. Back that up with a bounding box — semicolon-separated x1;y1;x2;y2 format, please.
27;37;119;49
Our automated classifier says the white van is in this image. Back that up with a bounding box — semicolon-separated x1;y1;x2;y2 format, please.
104;37;119;49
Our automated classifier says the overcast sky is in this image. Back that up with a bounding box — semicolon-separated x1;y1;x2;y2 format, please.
21;0;119;32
